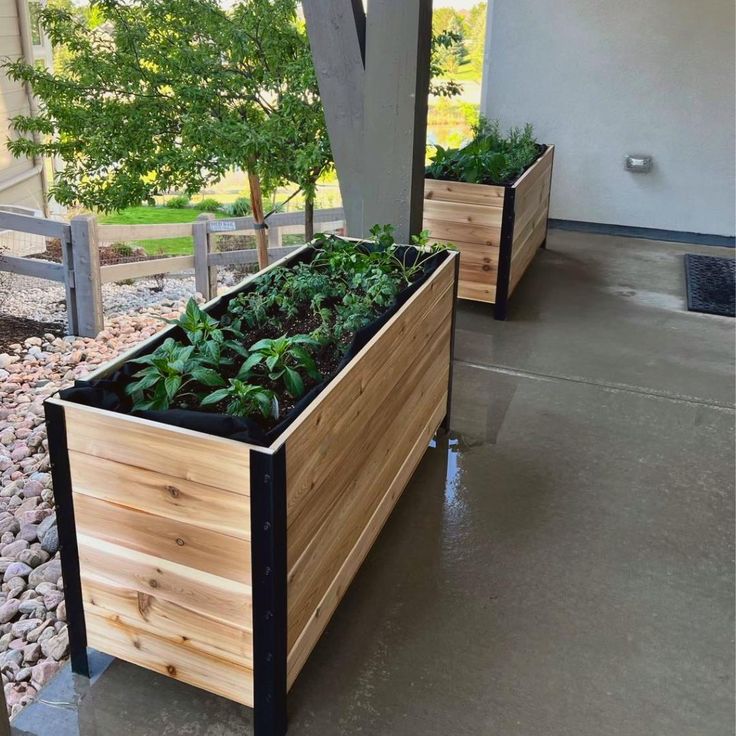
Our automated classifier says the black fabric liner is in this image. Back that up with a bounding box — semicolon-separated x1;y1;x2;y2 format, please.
61;245;451;447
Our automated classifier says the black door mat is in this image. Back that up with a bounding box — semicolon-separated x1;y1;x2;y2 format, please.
684;254;735;317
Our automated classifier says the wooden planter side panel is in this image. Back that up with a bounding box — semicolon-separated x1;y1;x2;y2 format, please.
423;180;504;303
509;145;554;296
282;255;457;688
58;402;256;707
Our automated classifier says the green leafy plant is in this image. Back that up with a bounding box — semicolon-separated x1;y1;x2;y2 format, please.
426;118;540;186
166;194;190;209
225;197;251;217
201;380;278;418
193;197;223;212
164;298;224;346
246;335;321;398
126;338;225;411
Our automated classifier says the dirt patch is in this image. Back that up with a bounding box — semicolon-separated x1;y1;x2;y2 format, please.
0;314;66;353
28;239;174;267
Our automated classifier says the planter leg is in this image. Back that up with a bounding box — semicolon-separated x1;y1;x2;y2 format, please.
540;237;547;249
45;402;90;679
250;448;288;736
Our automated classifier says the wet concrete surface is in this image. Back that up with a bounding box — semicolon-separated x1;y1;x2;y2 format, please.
12;232;735;735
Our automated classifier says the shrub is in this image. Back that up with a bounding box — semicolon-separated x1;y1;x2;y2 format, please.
167;194;190;209
224;197;251;217
193;197;223;212
426;117;540;186
110;242;134;257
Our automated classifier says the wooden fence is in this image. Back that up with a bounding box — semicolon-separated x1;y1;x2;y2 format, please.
0;208;345;337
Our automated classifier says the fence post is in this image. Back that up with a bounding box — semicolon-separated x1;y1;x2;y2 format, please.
267;221;281;258
59;227;79;336
194;213;216;300
70;215;103;338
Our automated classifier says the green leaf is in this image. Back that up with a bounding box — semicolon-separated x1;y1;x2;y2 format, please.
283;366;304;398
201;388;231;406
165;375;182;400
191;368;226;387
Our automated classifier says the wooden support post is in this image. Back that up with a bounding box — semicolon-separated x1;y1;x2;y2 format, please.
303;0;366;236
304;0;433;241
363;0;433;242
69;215;103;338
194;213;216;300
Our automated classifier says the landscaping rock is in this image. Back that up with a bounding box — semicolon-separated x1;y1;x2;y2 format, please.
41;628;68;661
28;559;61;588
40;526;58;556
3;562;32;583
0;293;196;716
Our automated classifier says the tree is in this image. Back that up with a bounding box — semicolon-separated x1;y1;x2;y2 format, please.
4;0;331;264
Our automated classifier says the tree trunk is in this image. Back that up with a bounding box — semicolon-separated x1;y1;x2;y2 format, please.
248;170;269;270
304;196;314;242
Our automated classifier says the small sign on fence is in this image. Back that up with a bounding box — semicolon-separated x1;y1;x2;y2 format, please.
209;220;237;232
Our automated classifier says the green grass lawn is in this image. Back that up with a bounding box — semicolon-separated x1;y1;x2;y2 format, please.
439;63;481;83
98;206;226;255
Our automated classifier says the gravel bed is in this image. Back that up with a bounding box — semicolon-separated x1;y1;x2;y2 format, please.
0;297;194;718
1;274;206;325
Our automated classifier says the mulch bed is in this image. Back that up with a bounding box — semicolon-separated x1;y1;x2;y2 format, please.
0;314;66;353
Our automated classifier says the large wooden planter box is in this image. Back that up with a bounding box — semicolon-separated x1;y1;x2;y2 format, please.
45;246;459;736
423;145;554;319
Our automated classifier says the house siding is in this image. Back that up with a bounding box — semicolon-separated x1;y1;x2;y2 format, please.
482;0;736;237
0;0;46;213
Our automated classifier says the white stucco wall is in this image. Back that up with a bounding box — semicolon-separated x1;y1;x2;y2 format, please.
482;0;736;236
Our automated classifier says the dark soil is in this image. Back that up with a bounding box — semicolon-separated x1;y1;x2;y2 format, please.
0;314;65;353
171;306;348;428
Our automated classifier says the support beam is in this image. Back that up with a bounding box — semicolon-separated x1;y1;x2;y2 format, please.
303;0;366;236
304;0;433;241
363;0;433;242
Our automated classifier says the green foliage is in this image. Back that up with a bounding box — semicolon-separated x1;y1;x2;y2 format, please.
246;334;321;398
163;298;224;348
201;380;278;419
225;197;251;217
126;338;213;411
166;195;191;209
121;230;452;423
110;242;134;257
426;118;539;185
193;198;223;212
3;0;331;213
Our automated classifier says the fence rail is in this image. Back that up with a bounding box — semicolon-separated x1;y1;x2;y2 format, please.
0;207;345;337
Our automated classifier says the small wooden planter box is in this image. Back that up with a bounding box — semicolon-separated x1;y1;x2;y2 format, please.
423;145;554;319
45;247;459;736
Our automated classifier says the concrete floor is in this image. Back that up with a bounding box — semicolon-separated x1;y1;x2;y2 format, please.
12;231;736;736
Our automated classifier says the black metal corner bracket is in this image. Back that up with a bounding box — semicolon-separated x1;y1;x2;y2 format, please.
441;253;460;432
495;187;516;321
250;446;288;736
44;400;90;678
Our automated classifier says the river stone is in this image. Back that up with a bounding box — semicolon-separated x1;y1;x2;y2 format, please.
31;660;60;689
22;642;41;665
42;591;63;611
18;548;48;569
37;514;56;540
11;619;41;638
28;559;61;588
40;527;58;556
1;540;28;558
41;628;68;661
0;517;19;535
3;562;32;582
18;524;39;543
